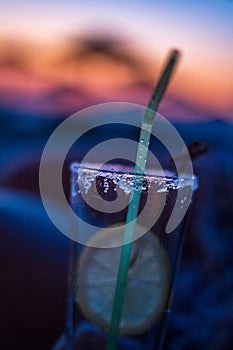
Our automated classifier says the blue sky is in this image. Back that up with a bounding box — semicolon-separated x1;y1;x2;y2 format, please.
0;0;232;119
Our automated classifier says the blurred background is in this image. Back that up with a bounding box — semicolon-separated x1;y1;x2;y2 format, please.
0;1;232;350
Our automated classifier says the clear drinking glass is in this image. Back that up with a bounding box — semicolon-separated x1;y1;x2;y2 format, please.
67;162;198;350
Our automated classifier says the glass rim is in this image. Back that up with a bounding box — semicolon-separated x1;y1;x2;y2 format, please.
70;161;198;190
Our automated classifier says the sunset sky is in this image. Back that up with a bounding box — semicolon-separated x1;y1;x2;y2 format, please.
0;0;232;120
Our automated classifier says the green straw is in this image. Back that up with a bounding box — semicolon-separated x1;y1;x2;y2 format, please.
106;49;180;350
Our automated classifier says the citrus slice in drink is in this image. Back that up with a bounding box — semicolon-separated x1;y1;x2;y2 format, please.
76;224;170;335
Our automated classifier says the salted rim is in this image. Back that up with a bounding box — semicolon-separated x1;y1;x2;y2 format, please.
70;162;198;190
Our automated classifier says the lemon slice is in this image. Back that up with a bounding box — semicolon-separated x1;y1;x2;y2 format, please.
76;224;170;335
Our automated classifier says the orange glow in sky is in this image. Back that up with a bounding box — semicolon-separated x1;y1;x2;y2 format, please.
0;1;232;120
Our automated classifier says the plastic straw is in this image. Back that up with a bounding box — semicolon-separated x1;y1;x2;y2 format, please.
106;49;180;350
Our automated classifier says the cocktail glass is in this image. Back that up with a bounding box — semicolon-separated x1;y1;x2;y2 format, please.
66;161;198;350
